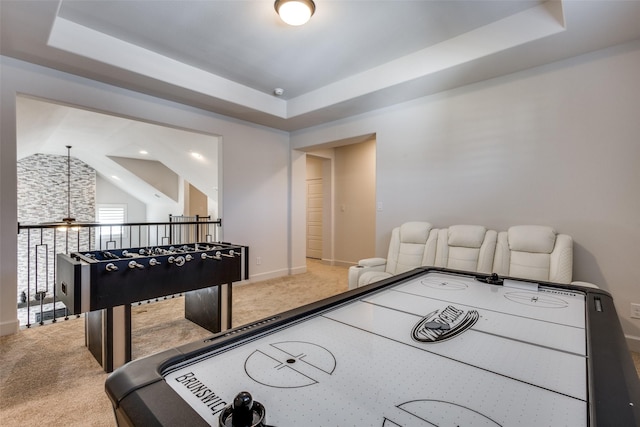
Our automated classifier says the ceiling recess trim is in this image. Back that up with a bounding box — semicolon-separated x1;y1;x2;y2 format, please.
287;1;566;118
45;1;565;124
47;17;287;117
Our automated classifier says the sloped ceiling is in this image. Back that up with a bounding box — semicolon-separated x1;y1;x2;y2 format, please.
16;96;219;207
108;156;180;202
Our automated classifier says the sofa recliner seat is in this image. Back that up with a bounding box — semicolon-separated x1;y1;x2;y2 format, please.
348;221;436;290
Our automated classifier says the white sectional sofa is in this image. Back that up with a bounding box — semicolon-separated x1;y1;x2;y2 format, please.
348;223;597;290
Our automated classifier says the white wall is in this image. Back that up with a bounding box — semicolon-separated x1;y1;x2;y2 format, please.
291;40;640;350
96;174;147;221
222;130;291;279
0;56;290;335
0;63;19;335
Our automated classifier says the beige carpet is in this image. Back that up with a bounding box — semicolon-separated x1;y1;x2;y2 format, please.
0;259;348;426
1;259;639;426
130;259;349;359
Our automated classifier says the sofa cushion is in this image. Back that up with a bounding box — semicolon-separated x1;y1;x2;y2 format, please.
448;225;487;248
494;228;575;284
434;226;496;274
507;225;556;254
400;221;433;244
509;252;551;281
386;222;434;275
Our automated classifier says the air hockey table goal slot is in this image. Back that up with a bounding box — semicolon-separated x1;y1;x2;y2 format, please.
594;296;603;312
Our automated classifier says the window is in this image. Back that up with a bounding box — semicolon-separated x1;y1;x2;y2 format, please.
97;204;127;237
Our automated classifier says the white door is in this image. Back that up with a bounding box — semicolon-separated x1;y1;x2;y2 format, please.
306;178;323;259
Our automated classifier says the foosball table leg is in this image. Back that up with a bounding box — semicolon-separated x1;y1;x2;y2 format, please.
85;304;132;372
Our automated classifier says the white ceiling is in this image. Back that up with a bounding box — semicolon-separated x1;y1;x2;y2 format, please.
53;0;540;98
3;1;640;132
3;1;640;209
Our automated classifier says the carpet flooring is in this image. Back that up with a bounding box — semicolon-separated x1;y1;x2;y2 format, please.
0;259;348;426
1;260;639;426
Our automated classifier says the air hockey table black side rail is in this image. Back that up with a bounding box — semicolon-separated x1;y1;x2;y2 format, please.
105;267;640;427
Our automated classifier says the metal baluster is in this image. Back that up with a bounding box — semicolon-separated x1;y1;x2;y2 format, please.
53;228;57;323
26;229;31;328
34;243;47;325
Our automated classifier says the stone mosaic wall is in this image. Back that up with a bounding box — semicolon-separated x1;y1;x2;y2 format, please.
17;154;96;224
17;154;96;306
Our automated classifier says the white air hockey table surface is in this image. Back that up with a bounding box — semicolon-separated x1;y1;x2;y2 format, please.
105;268;640;426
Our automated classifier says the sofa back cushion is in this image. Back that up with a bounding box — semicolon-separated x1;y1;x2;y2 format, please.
386;222;436;275
493;225;573;283
434;225;496;273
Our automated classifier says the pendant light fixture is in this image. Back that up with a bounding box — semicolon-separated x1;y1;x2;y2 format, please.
274;0;316;26
61;145;76;223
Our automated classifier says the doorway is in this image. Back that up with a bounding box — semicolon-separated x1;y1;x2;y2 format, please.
302;136;376;266
306;155;325;260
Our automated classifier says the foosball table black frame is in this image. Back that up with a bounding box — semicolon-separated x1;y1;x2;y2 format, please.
56;242;248;372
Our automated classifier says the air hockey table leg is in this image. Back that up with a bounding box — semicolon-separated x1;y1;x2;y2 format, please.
85;304;131;372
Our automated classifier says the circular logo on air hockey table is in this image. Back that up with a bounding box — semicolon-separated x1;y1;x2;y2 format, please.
504;291;569;309
421;277;469;291
382;399;502;426
412;305;479;343
244;341;336;388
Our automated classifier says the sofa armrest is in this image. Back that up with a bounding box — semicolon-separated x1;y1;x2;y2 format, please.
571;280;599;289
358;257;387;268
348;258;387;290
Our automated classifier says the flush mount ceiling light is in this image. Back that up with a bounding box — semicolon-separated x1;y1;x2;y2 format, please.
274;0;315;26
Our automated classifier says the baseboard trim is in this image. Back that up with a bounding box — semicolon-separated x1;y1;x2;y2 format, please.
331;259;356;268
626;334;640;353
290;265;307;275
0;318;20;336
244;268;290;284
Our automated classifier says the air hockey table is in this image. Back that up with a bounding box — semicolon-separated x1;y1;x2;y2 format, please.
105;267;640;426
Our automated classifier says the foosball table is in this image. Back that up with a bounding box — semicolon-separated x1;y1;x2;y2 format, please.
56;242;248;372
